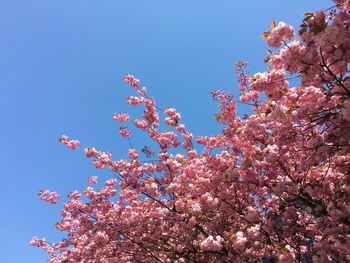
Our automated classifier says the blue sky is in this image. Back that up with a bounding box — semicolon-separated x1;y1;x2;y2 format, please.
1;0;330;262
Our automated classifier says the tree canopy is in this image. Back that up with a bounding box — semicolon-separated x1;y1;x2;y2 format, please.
32;1;350;262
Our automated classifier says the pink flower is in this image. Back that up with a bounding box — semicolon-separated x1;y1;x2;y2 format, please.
127;96;144;106
105;179;117;187
176;124;185;132
140;86;147;95
87;176;98;184
134;119;148;130
200;235;223;252
112;113;130;122
249;70;288;100
143;97;159;125
187;149;197;159
83;187;96;199
164;108;177;116
30;236;47;247
124;75;147;95
93;152;112;169
59;135;80;150
266;21;294;48
240;92;251;103
109;159;127;172
32;7;350;262
244;206;259;222
38;190;61;204
68;191;81;200
164;108;181;126
334;0;350;10
84;147;100;158
247;225;261;240
232;231;247;250
128;149;139;159
119;127;131;137
164;117;177;126
123;74;140;88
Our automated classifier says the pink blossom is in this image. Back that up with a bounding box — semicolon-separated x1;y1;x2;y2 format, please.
93;152;112;169
200;235;223;252
109;159;127;172
176;124;185;132
59;135;80;150
187;149;197;159
30;236;47;247
334;0;350;10
128;149;139;159
134;119;148;130
140;86;147;95
112;113;130;122
246;224;261;240
266;21;294;48
164;117;177;126
38;190;60;204
240;90;260;103
34;5;350;262
119;127;131;137
87;176;98;184
250;69;288;100
68;191;81;200
124;75;148;95
164;108;181;122
105;178;117;187
143;97;159;125
164;108;177;116
127;96;144;106
123;74;140;88
232;231;247;250
235;61;249;92
83;187;96;199
84;147;100;158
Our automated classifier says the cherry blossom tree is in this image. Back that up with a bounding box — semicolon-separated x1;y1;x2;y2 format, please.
32;1;350;262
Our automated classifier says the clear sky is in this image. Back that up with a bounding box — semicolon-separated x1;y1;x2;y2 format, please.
1;0;330;262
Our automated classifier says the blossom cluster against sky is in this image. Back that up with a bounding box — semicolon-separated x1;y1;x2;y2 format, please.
0;0;328;261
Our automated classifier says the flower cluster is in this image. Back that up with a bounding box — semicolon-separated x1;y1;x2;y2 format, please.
33;2;350;262
38;190;60;204
266;21;294;48
59;135;80;150
112;113;130;122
